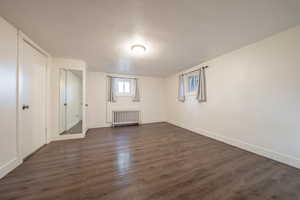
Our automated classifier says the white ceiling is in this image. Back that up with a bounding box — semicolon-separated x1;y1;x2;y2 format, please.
0;0;300;77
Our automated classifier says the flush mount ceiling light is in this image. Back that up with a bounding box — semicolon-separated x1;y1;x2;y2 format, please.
131;44;146;55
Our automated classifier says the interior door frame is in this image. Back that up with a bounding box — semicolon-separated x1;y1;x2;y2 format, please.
56;65;86;141
17;31;51;160
59;68;67;134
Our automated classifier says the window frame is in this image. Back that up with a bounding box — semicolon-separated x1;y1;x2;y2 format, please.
115;78;134;97
186;73;199;96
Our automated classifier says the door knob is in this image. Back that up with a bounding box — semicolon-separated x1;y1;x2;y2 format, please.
22;105;30;110
64;103;67;106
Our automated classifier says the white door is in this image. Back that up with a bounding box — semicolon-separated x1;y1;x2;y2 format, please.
19;41;47;159
59;69;67;133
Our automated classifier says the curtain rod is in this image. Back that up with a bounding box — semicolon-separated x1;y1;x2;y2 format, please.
182;65;208;76
107;75;137;80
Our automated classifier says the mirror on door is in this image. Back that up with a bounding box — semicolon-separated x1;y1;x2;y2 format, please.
59;69;83;135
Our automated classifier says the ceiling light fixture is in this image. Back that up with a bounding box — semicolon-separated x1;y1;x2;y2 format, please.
131;44;146;55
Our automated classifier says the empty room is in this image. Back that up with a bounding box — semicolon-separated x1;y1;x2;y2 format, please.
1;0;300;199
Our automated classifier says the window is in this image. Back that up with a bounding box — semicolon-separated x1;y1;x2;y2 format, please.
115;78;133;96
187;74;199;94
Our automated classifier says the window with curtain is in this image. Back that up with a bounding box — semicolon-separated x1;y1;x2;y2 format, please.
177;66;207;103
187;74;199;93
186;73;199;95
115;78;133;97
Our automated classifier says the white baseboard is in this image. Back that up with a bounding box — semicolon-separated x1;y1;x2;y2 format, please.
87;123;111;129
167;121;300;169
0;158;22;179
87;121;166;129
141;121;166;125
51;133;85;141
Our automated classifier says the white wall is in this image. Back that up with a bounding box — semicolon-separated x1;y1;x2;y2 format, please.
165;25;300;168
0;16;19;178
85;72;108;128
86;72;166;128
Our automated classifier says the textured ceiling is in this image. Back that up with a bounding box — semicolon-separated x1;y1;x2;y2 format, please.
0;0;300;76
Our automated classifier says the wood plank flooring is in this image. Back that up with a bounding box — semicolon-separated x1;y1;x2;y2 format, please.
1;122;300;200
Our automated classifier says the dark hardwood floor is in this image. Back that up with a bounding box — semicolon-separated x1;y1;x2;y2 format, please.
1;122;300;200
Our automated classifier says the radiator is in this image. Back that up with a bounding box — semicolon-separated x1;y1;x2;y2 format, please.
112;110;140;127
